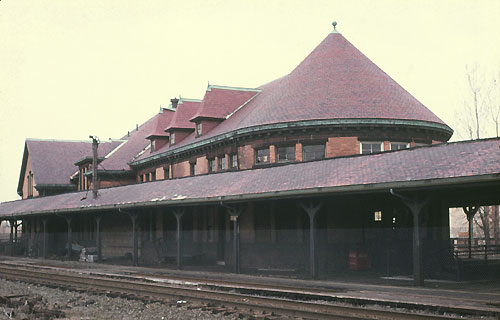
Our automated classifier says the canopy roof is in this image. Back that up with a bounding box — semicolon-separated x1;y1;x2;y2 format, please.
4;138;500;218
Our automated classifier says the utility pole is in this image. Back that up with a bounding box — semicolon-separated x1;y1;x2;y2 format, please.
90;136;99;199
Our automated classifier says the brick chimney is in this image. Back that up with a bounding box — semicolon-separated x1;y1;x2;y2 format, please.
170;98;179;109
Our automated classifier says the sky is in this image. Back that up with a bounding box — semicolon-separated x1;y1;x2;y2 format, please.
1;0;500;203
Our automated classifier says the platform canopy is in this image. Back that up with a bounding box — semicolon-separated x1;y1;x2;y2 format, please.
1;138;500;218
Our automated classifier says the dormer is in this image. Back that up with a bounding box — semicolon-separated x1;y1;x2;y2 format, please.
164;97;202;146
146;107;175;152
190;84;261;137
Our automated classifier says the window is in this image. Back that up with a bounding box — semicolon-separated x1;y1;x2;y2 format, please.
196;122;202;136
208;158;216;173
218;155;226;171
390;142;409;150
276;146;296;162
361;142;383;154
151;171;156;181
170;132;175;145
374;211;382;221
230;153;238;169
144;173;149;182
151;140;156;152
302;144;325;161
163;166;169;179
255;148;270;164
190;162;197;176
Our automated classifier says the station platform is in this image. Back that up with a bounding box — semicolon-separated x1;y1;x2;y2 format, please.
1;255;499;316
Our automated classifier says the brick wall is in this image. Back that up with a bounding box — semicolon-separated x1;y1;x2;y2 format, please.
173;160;190;178
326;137;359;157
238;145;255;169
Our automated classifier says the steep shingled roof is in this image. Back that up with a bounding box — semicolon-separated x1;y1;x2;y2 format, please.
5;138;500;217
165;99;201;132
98;114;160;171
133;30;452;165
190;85;261;121
229;31;447;128
18;139;122;194
146;108;175;139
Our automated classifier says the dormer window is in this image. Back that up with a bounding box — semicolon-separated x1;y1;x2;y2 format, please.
196;122;202;136
170;132;175;145
151;140;156;152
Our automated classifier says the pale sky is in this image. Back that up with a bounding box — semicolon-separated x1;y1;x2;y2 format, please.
1;0;499;203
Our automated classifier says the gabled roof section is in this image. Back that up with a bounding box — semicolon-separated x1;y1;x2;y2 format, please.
17;139;122;195
5;138;500;217
165;98;201;132
146;108;175;139
190;85;261;121
227;31;449;129
99;114;160;171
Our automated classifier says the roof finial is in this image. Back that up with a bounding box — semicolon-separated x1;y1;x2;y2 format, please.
331;21;339;34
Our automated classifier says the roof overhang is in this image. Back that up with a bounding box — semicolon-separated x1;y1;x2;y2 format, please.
2;173;499;219
132;118;454;168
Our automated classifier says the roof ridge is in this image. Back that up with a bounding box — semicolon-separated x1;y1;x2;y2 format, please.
179;98;202;104
26;138;93;143
207;84;261;92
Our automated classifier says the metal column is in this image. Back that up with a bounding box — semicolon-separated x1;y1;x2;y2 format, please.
300;201;322;279
42;218;48;259
9;219;14;256
463;206;479;259
95;215;102;262
173;209;185;270
65;217;73;259
391;190;430;287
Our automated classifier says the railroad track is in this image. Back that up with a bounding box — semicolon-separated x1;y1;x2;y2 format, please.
0;262;497;320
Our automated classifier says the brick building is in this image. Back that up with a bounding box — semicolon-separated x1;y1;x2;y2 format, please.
2;24;499;285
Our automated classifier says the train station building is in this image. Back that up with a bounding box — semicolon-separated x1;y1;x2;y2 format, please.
1;24;499;286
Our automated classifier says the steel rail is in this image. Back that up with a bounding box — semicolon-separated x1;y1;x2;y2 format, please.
0;263;489;320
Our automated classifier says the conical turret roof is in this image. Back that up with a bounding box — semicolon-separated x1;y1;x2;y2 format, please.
227;31;449;129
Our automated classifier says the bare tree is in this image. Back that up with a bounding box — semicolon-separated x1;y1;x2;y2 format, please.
455;65;500;247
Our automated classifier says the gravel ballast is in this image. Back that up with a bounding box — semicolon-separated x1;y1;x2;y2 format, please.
0;278;243;320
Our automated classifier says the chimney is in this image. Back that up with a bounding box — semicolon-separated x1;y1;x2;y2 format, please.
171;97;179;109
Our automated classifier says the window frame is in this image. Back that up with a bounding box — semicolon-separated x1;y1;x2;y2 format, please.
275;145;296;162
255;147;270;164
390;142;410;151
302;143;326;161
229;153;238;169
218;155;226;171
208;158;216;173
360;141;384;154
190;162;197;176
196;122;202;136
170;132;175;145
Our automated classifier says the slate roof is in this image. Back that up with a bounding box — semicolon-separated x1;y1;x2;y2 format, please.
133;31;452;165
165;99;201;131
4;138;500;217
190;85;261;121
98;114;160;171
18;139;122;194
146;108;175;139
